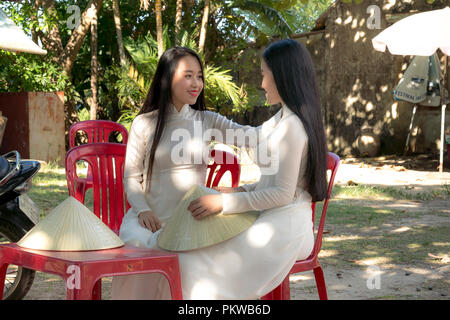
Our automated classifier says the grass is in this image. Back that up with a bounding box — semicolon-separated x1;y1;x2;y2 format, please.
332;184;450;201
313;199;449;269
27;165;69;219
25;164;449;273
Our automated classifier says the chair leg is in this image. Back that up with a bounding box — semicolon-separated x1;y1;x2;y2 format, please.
313;266;328;300
92;279;102;300
161;265;183;300
74;181;86;203
260;291;274;300
0;263;8;300
260;276;290;300
65;275;95;300
277;276;291;300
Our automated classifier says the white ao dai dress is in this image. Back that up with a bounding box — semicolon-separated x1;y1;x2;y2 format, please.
111;103;314;299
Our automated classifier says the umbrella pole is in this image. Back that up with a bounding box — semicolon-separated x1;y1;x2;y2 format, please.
439;55;448;173
404;104;417;155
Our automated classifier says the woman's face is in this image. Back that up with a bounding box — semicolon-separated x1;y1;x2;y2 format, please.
171;55;204;109
261;59;283;106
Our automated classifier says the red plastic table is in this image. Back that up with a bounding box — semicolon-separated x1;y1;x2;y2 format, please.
0;243;183;300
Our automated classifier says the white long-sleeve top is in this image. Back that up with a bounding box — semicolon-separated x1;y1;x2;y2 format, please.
221;105;310;214
123;103;309;221
123;103;257;222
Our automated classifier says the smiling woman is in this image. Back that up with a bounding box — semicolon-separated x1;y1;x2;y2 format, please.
110;46;259;299
171;55;204;109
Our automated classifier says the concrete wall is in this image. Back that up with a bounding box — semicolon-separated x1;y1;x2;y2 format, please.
0;91;65;165
301;0;450;156
28;92;65;164
236;0;450;157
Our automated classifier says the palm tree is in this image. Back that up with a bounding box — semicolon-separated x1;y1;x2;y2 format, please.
197;0;296;56
155;0;164;57
140;0;164;57
116;31;248;126
175;0;183;43
112;0;126;66
90;11;99;120
198;0;210;53
229;0;296;38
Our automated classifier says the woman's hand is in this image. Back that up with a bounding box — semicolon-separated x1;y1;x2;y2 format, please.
138;210;161;232
188;195;223;220
213;186;245;193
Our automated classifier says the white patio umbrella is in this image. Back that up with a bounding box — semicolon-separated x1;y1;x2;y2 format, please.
0;8;47;55
372;6;450;172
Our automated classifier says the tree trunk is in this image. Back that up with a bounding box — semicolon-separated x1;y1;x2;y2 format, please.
38;0;64;58
184;0;195;30
155;0;164;57
29;0;40;44
89;12;99;120
175;0;183;43
198;0;210;53
33;0;103;144
112;0;126;66
59;0;104;75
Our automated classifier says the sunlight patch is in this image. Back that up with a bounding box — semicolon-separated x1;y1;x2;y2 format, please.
318;249;339;258
325;235;361;242
246;222;274;248
190;279;218;300
391;226;410;233
356;256;390;266
290;274;312;282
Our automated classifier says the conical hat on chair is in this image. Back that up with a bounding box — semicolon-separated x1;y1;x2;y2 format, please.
158;185;259;252
17;197;124;251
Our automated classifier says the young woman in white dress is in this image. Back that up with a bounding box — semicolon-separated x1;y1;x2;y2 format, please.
112;40;328;300
111;46;258;299
180;39;328;299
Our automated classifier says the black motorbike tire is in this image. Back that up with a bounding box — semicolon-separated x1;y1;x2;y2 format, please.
0;221;35;300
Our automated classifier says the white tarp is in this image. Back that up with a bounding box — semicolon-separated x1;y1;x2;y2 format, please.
0;8;46;55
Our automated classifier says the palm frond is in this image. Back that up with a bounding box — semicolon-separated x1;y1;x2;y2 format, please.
231;0;293;37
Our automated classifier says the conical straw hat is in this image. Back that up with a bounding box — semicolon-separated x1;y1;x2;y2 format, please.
17;197;124;251
158;185;259;252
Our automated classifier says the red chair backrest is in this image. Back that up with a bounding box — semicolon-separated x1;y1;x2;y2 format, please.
206;149;241;188
309;152;340;259
66;146;241;233
65;143;129;235
69;120;129;149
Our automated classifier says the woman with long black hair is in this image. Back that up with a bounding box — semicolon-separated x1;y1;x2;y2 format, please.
179;39;328;299
112;40;328;299
111;46;256;299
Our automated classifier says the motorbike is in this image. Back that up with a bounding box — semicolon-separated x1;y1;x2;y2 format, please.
0;150;40;300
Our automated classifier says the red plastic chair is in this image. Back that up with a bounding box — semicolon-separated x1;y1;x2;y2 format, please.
66;143;129;235
261;152;340;300
68;120;129;202
69;120;128;148
206;149;240;188
0;143;183;300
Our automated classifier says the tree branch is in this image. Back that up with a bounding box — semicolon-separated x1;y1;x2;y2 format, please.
59;0;104;75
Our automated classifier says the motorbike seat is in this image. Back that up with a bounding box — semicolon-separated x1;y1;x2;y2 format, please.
0;156;11;180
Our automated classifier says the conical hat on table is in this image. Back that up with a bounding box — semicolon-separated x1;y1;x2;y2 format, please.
17;197;124;251
158;185;259;252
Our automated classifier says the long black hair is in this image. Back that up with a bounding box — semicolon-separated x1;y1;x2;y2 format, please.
262;39;328;202
138;47;206;187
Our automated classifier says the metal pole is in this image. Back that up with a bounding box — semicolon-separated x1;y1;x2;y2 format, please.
404;104;417;155
439;55;448;173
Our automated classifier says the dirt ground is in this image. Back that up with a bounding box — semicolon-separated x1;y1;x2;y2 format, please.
22;154;450;300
